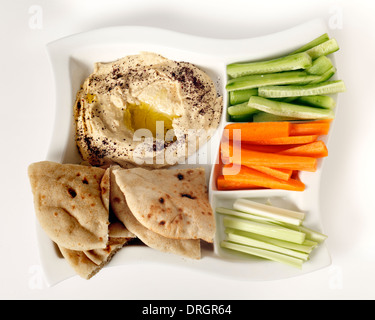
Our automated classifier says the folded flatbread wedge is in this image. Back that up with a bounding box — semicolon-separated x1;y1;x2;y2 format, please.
112;167;215;243
28;161;110;251
110;167;201;259
58;236;131;280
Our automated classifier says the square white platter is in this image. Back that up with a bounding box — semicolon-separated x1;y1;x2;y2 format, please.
40;18;335;286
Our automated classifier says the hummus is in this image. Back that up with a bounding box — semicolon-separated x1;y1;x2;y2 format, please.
74;52;222;168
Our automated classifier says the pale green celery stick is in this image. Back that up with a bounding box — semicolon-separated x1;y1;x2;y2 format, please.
290;33;330;55
225;232;309;261
228;102;258;116
252;112;300;122
229;88;258;105
223;216;306;244
216;207;283;225
258;80;346;98
306;56;334;75
306;38;340;60
295;95;336;109
221;240;304;269
248;96;335;120
227;52;312;78
233;198;304;226
225;71;320;92
287;225;328;243
225;228;317;254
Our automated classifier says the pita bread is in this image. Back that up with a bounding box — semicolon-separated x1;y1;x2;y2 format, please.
58;237;131;280
113;167;215;243
110;167;201;259
28;161;110;251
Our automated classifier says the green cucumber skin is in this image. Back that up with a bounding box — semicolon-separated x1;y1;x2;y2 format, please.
227;52;312;78
306;38;340;60
229;88;258;105
228;102;259;116
290;33;330;55
258;80;346;98
226;71;320;92
306;56;333;75
295;95;336;109
248;96;335;119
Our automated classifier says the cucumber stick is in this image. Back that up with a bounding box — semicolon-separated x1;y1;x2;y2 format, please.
290;33;330;55
306;38;340;60
248;96;334;119
225;71;320;92
295;95;336;109
258;80;346;98
227;102;258;117
306;56;333;75
229;88;258;105
227;52;312;78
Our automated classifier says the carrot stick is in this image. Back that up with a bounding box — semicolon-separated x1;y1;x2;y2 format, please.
217;175;259;190
222;165;305;191
278;140;328;158
224;143;318;172
245;135;318;145
223;122;291;142
250;166;293;181
290;121;330;136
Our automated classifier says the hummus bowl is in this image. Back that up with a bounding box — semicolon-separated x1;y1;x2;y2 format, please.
42;19;334;286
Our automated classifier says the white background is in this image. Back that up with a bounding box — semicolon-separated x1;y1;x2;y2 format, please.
1;0;375;300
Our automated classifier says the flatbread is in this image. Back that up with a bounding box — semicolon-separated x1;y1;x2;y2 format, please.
112;167;215;242
28;161;110;251
110;167;201;259
58;237;130;280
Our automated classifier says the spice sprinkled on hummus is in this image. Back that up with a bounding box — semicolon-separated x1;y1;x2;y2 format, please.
74;52;222;168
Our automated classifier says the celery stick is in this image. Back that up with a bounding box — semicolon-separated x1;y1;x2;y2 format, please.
258;80;346;98
223;216;306;244
228;102;259;117
225;71;320;92
216;207;283;225
306;38;340;60
233;198;305;226
221;240;304;269
248;96;335;120
226;232;309;261
306;56;334;75
295;95;336;109
229;88;258;105
290;33;330;55
225;228;317;254
227;52;312;78
287;225;328;243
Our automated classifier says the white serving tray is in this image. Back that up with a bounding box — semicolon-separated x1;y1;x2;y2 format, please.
40;19;334;286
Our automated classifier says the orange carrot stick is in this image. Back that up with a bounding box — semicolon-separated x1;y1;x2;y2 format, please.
222;165;305;191
224;143;318;172
278;140;328;158
223;122;291;142
250;166;293;181
245;135;318;145
290;121;330;136
235;140;328;158
217;175;259;190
